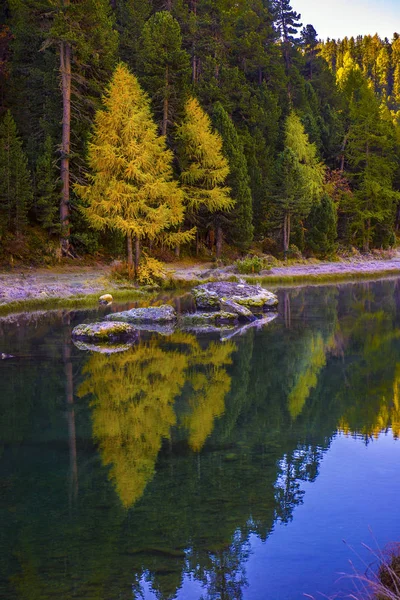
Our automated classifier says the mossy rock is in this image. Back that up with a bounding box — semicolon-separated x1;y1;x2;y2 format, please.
71;321;138;342
192;282;278;311
105;304;176;324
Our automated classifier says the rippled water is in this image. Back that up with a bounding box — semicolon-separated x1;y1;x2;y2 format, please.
1;279;400;600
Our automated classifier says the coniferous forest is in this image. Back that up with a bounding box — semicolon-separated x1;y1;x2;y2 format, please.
1;0;400;271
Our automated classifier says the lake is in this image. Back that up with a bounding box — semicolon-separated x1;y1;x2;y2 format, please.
1;279;400;600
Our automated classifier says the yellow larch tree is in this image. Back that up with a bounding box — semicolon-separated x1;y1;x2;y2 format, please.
177;97;234;257
75;63;191;274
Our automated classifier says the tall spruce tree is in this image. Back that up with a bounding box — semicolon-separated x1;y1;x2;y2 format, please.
113;0;152;70
138;11;190;136
0;110;33;234
43;0;118;255
35;135;59;231
75;64;188;273
212;102;253;251
272;0;302;74
305;193;337;257
177;97;234;257
346;80;399;250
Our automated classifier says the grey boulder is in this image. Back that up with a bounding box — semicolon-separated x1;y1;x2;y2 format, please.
105;304;176;324
192;281;278;311
71;321;138;342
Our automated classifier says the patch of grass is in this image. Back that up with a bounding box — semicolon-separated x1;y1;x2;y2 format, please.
342;542;400;600
0;288;149;316
245;268;400;287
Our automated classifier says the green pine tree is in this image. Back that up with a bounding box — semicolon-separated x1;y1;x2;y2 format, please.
212;102;253;251
35;135;59;231
305;193;337;257
0;110;33;233
138;10;190;136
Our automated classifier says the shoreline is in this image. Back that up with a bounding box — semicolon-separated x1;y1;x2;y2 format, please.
1;256;400;314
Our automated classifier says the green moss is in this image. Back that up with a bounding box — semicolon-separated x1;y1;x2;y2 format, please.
0;288;149;316
245;268;400;287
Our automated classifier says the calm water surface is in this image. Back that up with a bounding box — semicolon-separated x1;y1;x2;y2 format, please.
1;279;400;600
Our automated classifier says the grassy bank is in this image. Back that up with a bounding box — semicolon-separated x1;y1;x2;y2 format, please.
0;288;150;316
245;268;400;286
2;265;400;316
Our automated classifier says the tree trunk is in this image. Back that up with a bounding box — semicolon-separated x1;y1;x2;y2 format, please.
340;134;348;172
60;34;71;256
127;234;133;268
395;203;400;231
283;212;291;260
135;236;140;275
175;244;180;258
191;0;198;83
364;218;371;252
216;225;223;259
162;65;169;136
284;291;291;329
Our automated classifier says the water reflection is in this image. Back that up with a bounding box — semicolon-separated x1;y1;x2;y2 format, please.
2;280;400;599
78;333;235;507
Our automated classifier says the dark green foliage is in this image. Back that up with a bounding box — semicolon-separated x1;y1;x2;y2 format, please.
0;110;33;233
305;193;337;257
35;135;59;231
272;0;302;44
2;0;400;259
138;10;190;135
212;102;253;251
113;0;152;69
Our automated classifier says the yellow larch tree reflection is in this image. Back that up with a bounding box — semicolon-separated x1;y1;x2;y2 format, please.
339;362;400;439
78;333;236;507
287;334;334;421
78;336;188;508
182;341;235;452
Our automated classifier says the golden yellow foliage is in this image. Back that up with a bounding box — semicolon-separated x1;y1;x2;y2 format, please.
288;334;327;421
177;97;234;212
183;341;235;451
75;63;189;246
78;333;236;506
78;337;188;507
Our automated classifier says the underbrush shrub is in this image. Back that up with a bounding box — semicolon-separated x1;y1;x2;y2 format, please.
136;255;166;286
110;254;166;286
235;254;271;274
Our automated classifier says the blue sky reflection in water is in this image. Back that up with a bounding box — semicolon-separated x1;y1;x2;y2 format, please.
1;279;400;600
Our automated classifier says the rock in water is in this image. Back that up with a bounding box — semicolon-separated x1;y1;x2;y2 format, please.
220;298;256;322
72;321;138;342
192;282;278;311
99;294;113;305
105;304;176;323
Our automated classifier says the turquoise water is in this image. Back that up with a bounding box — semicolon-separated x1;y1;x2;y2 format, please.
1;279;400;600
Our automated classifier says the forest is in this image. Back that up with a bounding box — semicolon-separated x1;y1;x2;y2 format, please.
1;0;400;273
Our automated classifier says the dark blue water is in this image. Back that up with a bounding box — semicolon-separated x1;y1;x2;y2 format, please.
1;279;400;600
